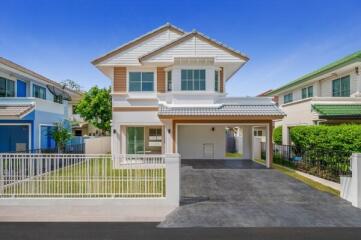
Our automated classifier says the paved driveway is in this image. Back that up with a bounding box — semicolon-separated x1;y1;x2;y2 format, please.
159;160;361;227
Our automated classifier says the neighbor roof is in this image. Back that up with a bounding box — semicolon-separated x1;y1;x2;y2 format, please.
0;56;82;97
158;104;284;117
266;50;361;96
312;104;361;117
139;30;249;62
91;23;186;65
0;104;34;119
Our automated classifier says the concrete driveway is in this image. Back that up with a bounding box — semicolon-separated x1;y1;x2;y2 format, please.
159;159;361;227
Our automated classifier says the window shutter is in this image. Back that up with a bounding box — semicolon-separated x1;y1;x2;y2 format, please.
220;67;224;93
157;67;166;93
114;67;126;92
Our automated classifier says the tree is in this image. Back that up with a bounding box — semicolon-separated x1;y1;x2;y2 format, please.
75;86;112;132
61;79;81;92
51;121;73;153
273;126;282;145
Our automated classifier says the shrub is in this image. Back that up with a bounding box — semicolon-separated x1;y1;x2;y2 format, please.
290;124;361;152
273;126;282;145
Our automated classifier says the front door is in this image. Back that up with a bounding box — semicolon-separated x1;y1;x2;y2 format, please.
40;125;56;149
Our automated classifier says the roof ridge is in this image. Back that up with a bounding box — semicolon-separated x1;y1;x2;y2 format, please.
267;50;361;96
139;30;249;62
0;56;81;96
91;23;186;65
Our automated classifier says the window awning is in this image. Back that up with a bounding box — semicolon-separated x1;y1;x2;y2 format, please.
312;104;361;118
0;104;34;119
47;85;72;101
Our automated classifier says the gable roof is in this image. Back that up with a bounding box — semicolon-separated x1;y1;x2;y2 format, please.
139;30;249;62
0;56;82;97
266;50;361;96
91;23;186;65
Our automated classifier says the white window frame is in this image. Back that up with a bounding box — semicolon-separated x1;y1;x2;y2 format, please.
126;68;157;93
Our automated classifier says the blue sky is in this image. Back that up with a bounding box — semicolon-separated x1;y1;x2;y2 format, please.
1;0;361;96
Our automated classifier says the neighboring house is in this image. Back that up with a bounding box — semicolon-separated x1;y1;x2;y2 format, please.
0;56;82;152
265;51;361;145
92;23;284;167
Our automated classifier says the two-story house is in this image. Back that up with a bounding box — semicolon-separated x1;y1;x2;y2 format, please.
0;56;82;152
265;51;361;145
92;23;284;167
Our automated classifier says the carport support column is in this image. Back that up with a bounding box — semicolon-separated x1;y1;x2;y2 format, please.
351;153;361;208
266;121;273;168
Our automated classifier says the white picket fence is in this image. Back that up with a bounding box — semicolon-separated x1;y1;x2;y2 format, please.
0;154;172;198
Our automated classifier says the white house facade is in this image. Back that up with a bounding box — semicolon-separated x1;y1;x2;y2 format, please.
266;51;361;145
92;23;284;167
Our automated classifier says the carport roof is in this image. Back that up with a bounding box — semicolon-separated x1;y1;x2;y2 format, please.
158;104;285;118
0;104;34;119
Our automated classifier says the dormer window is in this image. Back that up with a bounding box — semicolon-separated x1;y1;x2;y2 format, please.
181;69;206;91
129;72;154;92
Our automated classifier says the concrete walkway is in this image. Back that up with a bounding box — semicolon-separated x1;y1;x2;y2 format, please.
159;159;361;227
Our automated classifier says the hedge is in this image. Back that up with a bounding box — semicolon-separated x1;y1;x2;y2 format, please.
290;124;361;152
273;126;282;145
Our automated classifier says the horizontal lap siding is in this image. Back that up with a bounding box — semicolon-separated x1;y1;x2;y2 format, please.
157;67;166;93
104;30;182;65
114;67;126;92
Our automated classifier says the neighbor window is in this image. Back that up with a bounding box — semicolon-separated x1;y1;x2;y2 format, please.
301;86;313;99
283;93;293;104
126;126;162;154
54;95;63;104
167;71;172;91
32;84;46;99
0;77;15;97
181;69;206;91
332;75;350;97
254;130;263;136
129;72;154;92
214;70;219;92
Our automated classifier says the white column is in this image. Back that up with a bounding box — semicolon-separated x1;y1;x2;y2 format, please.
356;68;361;96
165;154;180;207
351;153;361;208
111;124;121;155
266;123;273;168
282;125;290;145
162;119;173;154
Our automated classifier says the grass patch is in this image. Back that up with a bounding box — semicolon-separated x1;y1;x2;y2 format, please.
3;158;165;198
225;152;243;158
254;159;340;196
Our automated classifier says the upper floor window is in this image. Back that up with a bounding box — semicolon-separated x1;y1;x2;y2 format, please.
54;95;63;104
129;72;154;92
0;77;15;97
167;71;172;92
302;86;313;99
332;75;350;97
215;70;219;92
181;69;206;91
283;92;293;104
33;84;46;99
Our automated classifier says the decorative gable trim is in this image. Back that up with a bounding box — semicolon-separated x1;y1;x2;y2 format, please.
91;23;185;65
139;31;249;62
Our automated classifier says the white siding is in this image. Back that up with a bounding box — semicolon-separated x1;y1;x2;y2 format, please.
145;36;244;63
177;125;253;160
103;29;182;66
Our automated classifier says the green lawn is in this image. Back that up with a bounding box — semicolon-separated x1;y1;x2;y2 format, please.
3;158;165;198
225;152;243;158
255;159;339;196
